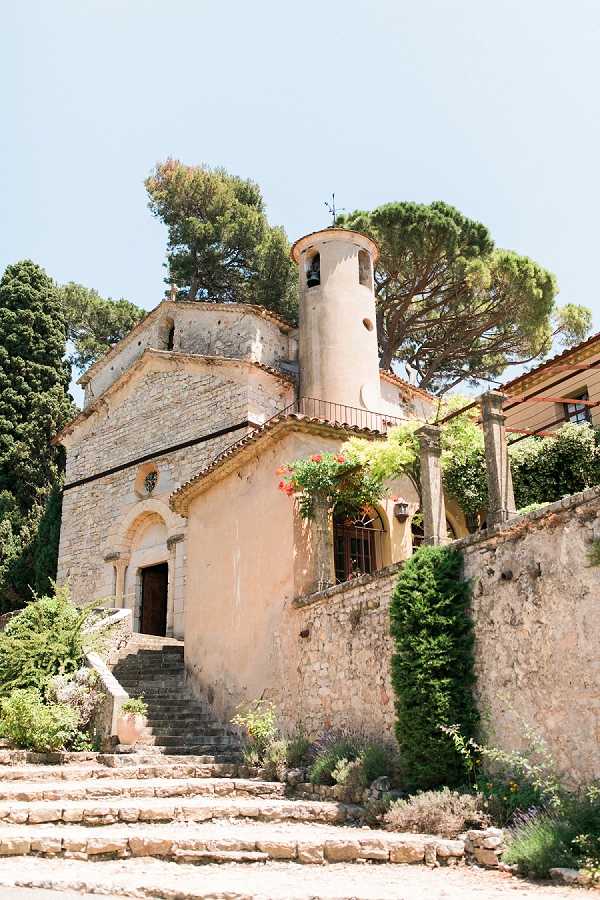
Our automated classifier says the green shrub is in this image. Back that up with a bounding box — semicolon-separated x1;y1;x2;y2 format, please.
308;736;362;785
390;546;478;789
262;738;289;781
384;787;489;838
362;743;398;785
0;586;95;696
231;699;278;760
285;730;311;768
0;688;78;752
504;787;600;879
121;697;147;717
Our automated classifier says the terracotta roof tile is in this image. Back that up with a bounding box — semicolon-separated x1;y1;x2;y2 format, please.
501;330;600;394
169;414;384;515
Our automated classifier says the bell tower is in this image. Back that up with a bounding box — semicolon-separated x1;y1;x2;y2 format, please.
291;228;382;412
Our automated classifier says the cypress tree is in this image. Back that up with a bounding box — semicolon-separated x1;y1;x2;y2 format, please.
0;261;72;609
389;545;479;789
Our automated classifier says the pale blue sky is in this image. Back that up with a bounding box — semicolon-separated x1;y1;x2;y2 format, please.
2;0;600;401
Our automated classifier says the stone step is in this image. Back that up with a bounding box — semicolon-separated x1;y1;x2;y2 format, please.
0;820;465;866
137;733;228;746
0;856;477;900
0;759;245;782
0;794;358;827
0;777;287;803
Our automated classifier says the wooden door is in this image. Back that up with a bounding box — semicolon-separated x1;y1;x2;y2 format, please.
140;563;168;636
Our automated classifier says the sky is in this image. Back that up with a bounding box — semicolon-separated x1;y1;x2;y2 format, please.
2;0;600;403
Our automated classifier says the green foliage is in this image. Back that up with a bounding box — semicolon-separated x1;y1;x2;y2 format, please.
145;159;297;320
510;423;600;508
389;546;479;789
440;420;600;525
439;406;487;526
504;788;600;879
308;734;399;787
338;202;590;393
0;688;79;752
384;788;488;838
588;540;600;567
0;586;94;696
58;282;145;373
0;260;73;610
308;736;363;785
278;430;418;520
231;699;278;759
285;730;311;768
121;696;148;717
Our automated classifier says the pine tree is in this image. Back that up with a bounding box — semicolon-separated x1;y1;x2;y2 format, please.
0;261;72;609
389;546;479;789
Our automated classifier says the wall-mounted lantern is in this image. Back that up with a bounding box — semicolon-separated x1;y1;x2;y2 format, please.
393;500;410;522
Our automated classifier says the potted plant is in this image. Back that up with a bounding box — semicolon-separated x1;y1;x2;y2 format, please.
117;696;148;746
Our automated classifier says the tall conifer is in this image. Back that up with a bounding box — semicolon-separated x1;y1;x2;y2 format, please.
0;260;72;608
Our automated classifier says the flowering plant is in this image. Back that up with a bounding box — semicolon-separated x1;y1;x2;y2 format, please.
276;452;385;519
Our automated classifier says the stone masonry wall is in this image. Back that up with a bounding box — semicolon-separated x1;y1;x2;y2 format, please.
83;302;296;405
458;486;600;783
276;487;600;783
275;565;401;742
58;361;292;605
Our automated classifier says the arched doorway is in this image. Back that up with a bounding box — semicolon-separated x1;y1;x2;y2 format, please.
333;508;385;583
126;513;169;636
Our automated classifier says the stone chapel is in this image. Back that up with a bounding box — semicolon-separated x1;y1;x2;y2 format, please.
55;227;463;722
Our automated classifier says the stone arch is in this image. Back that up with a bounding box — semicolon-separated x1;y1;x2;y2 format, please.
105;498;186;638
109;497;183;556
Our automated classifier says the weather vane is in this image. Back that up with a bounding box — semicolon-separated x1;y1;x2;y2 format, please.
324;193;344;227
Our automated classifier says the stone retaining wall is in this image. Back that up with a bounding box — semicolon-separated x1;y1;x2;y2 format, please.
280;487;600;783
276;564;401;741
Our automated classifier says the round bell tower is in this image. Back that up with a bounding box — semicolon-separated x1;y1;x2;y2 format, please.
291;228;381;411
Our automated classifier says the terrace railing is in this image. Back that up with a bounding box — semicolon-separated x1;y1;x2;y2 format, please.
272;397;409;434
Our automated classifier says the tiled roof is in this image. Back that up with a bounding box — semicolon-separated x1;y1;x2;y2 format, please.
501;331;600;394
379;370;435;401
169;414;384;515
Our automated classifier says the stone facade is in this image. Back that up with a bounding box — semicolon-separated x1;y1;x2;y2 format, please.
57;351;293;635
80;301;297;406
458;486;600;783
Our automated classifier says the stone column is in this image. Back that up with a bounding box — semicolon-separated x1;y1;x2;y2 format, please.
166;533;185;638
417;424;448;546
311;497;335;592
481;391;516;526
114;559;128;608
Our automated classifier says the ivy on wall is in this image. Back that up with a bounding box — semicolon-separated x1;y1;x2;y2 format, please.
389;545;479;789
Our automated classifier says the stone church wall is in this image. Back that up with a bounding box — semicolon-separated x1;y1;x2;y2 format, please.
82;301;296;405
58;360;293;608
276;487;600;783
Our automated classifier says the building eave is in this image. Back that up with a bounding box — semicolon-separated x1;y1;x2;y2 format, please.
501;332;600;396
54;351;295;446
169;415;384;517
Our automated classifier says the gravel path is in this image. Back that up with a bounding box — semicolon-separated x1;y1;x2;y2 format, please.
0;856;593;899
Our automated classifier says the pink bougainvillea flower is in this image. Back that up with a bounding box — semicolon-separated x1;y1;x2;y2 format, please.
310;454;322;463
278;481;286;491
335;455;345;464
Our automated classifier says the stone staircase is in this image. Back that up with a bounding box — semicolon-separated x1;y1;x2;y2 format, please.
0;634;474;897
109;634;240;758
0;754;466;894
